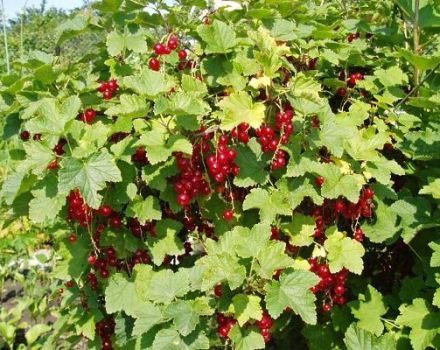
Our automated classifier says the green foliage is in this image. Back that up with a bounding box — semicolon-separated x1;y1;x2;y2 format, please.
1;0;440;349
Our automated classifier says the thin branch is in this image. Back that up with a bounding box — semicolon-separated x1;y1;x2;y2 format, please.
1;0;10;74
393;62;440;111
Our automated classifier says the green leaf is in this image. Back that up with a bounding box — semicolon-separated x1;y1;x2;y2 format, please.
324;227;365;274
124;69;172;97
29;174;64;223
230;294;262;327
142;159;179;191
365;158;405;185
420;178;440;199
197;252;246;291
281;214;316;247
25;324;51;345
349;285;387;336
147;219;185;266
363;200;399;243
320;164;364;203
152;328;209;350
105;273;144;317
255;241;295;279
229;325;265;350
148;269;190;304
242;187;292;223
106;94;150;118
165;298;213;336
429;241;440;267
396;298;440;350
265;270;319;324
218;92;266;131
125;195;162;224
344;324;396;350
197;20;237;54
52;235;89;280
389;197;434;243
233;138;270;187
20;142;54;175
58;150;122;209
131;302;164;336
106;29;147;56
374;66;409;87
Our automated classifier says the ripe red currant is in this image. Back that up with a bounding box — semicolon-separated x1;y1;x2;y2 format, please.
223;209;234;221
149;58;161;71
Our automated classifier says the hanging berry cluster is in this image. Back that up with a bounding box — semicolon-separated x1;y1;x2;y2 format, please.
67;190;92;228
98;79;119;100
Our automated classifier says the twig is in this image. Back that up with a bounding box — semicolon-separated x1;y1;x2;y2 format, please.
393;62;440;111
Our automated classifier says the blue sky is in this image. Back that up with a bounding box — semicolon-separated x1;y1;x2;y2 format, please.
3;0;85;19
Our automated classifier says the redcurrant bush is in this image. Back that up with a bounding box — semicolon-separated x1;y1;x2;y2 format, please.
1;0;439;349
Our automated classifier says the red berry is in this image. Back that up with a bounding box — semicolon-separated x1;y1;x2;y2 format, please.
47;159;59;170
334;284;346;296
223;209;234;221
153;43;165;55
337;87;347;97
68;234;77;243
102;90;113;100
149;58;161;71
315;176;325;187
178;49;187;60
354;227;364;242
20;130;30;141
214;284;223;298
109;216;122;229
363;187;374;199
88;255;97;265
218;325;230;338
33;133;42;141
81;108;97;124
257;312;273;330
99;205;113;217
177;193;191;206
107;79;119;91
322;303;332;312
167;38;179;50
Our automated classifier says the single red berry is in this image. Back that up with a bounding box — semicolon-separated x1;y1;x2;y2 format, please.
322;303;332;312
102;90;113;100
33;133;42;141
99;205;113;217
203;17;210;25
81;108;97;124
214;284;223;298
153;43;166;55
20;130;30;141
47;159;59;170
177;193;191;206
363;187;374;199
315;176;325;187
88;255;97;265
68;234;77;243
223;209;234;221
334;284;346;296
65;280;74;288
178;49;187;60
109;216;122;229
218;325;230;338
149;58;161;71
337;87;347;97
354;227;364;242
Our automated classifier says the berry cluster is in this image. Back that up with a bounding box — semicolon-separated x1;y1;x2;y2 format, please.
66;190;92;228
216;313;237;339
95;317;115;350
309;259;349;312
20;131;42;141
257;311;274;343
98;79;119;100
174;152;211;206
149;35;186;71
231;122;250;144
205;135;239;183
